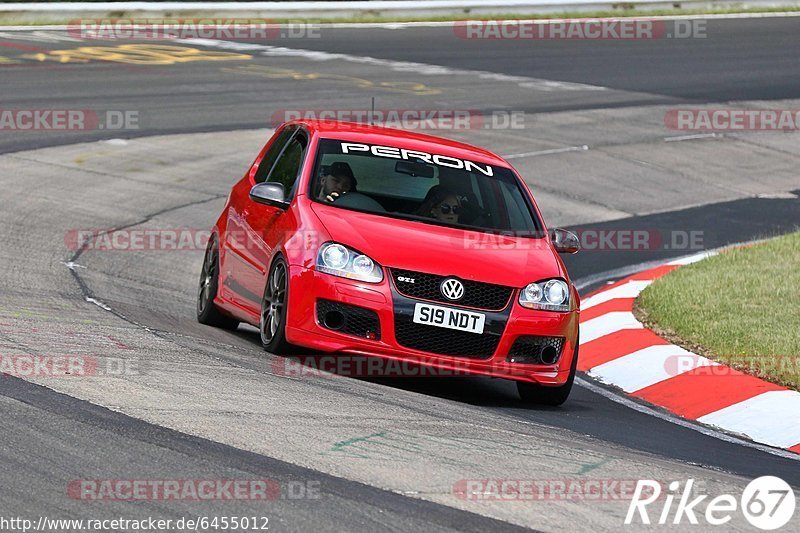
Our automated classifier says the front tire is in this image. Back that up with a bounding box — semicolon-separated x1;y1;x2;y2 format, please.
197;237;239;330
260;257;293;354
517;337;579;406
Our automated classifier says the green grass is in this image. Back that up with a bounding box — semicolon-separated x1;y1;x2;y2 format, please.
2;7;800;26
636;231;800;390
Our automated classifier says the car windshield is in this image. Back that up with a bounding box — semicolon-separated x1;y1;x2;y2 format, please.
309;138;542;235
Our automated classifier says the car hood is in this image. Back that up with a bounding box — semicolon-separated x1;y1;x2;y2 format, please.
310;202;564;288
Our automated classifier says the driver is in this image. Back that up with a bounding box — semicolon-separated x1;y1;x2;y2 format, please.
318;162;357;203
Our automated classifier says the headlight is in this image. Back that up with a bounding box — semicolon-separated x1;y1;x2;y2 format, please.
321;243;349;269
316;242;383;283
519;279;570;312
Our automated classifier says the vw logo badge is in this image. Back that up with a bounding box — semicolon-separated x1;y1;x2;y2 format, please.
440;278;465;301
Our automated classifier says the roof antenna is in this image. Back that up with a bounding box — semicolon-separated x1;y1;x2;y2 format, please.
369;96;375;126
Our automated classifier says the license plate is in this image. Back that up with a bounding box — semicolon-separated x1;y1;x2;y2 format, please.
412;303;485;334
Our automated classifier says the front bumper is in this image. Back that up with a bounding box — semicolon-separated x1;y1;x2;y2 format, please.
284;266;579;385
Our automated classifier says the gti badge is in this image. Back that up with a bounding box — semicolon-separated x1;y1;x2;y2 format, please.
397;276;415;284
440;278;465;301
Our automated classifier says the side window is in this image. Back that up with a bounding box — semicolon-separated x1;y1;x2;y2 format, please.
267;132;307;200
253;127;295;184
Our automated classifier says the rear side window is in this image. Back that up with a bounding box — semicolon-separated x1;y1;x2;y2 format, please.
253;126;296;184
267;132;307;200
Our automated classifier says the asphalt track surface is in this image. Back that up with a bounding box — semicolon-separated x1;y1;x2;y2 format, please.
268;18;800;102
2;16;800;154
1;16;799;531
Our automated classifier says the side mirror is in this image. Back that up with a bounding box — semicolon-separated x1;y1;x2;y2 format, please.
249;182;288;209
550;228;580;254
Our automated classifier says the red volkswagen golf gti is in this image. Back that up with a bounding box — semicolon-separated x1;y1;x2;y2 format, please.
197;120;581;404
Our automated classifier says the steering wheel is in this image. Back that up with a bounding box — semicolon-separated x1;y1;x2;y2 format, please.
328;192;386;212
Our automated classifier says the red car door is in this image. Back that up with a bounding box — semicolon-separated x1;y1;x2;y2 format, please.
225;127;309;313
222;126;296;312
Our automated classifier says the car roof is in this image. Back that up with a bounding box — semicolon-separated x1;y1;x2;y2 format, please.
287;119;511;168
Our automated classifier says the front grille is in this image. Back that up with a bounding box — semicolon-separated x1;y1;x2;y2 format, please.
506;336;564;364
316;299;380;340
390;268;513;311
393;315;500;359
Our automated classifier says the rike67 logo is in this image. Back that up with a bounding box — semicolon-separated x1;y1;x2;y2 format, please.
626;476;795;530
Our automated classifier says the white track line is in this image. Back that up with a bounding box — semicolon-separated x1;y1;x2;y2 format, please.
503;145;589;159
698;391;800;449
580;311;642;344
576;377;800;461
581;279;652;309
666;250;718;265
589;345;718;392
664;133;721;142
